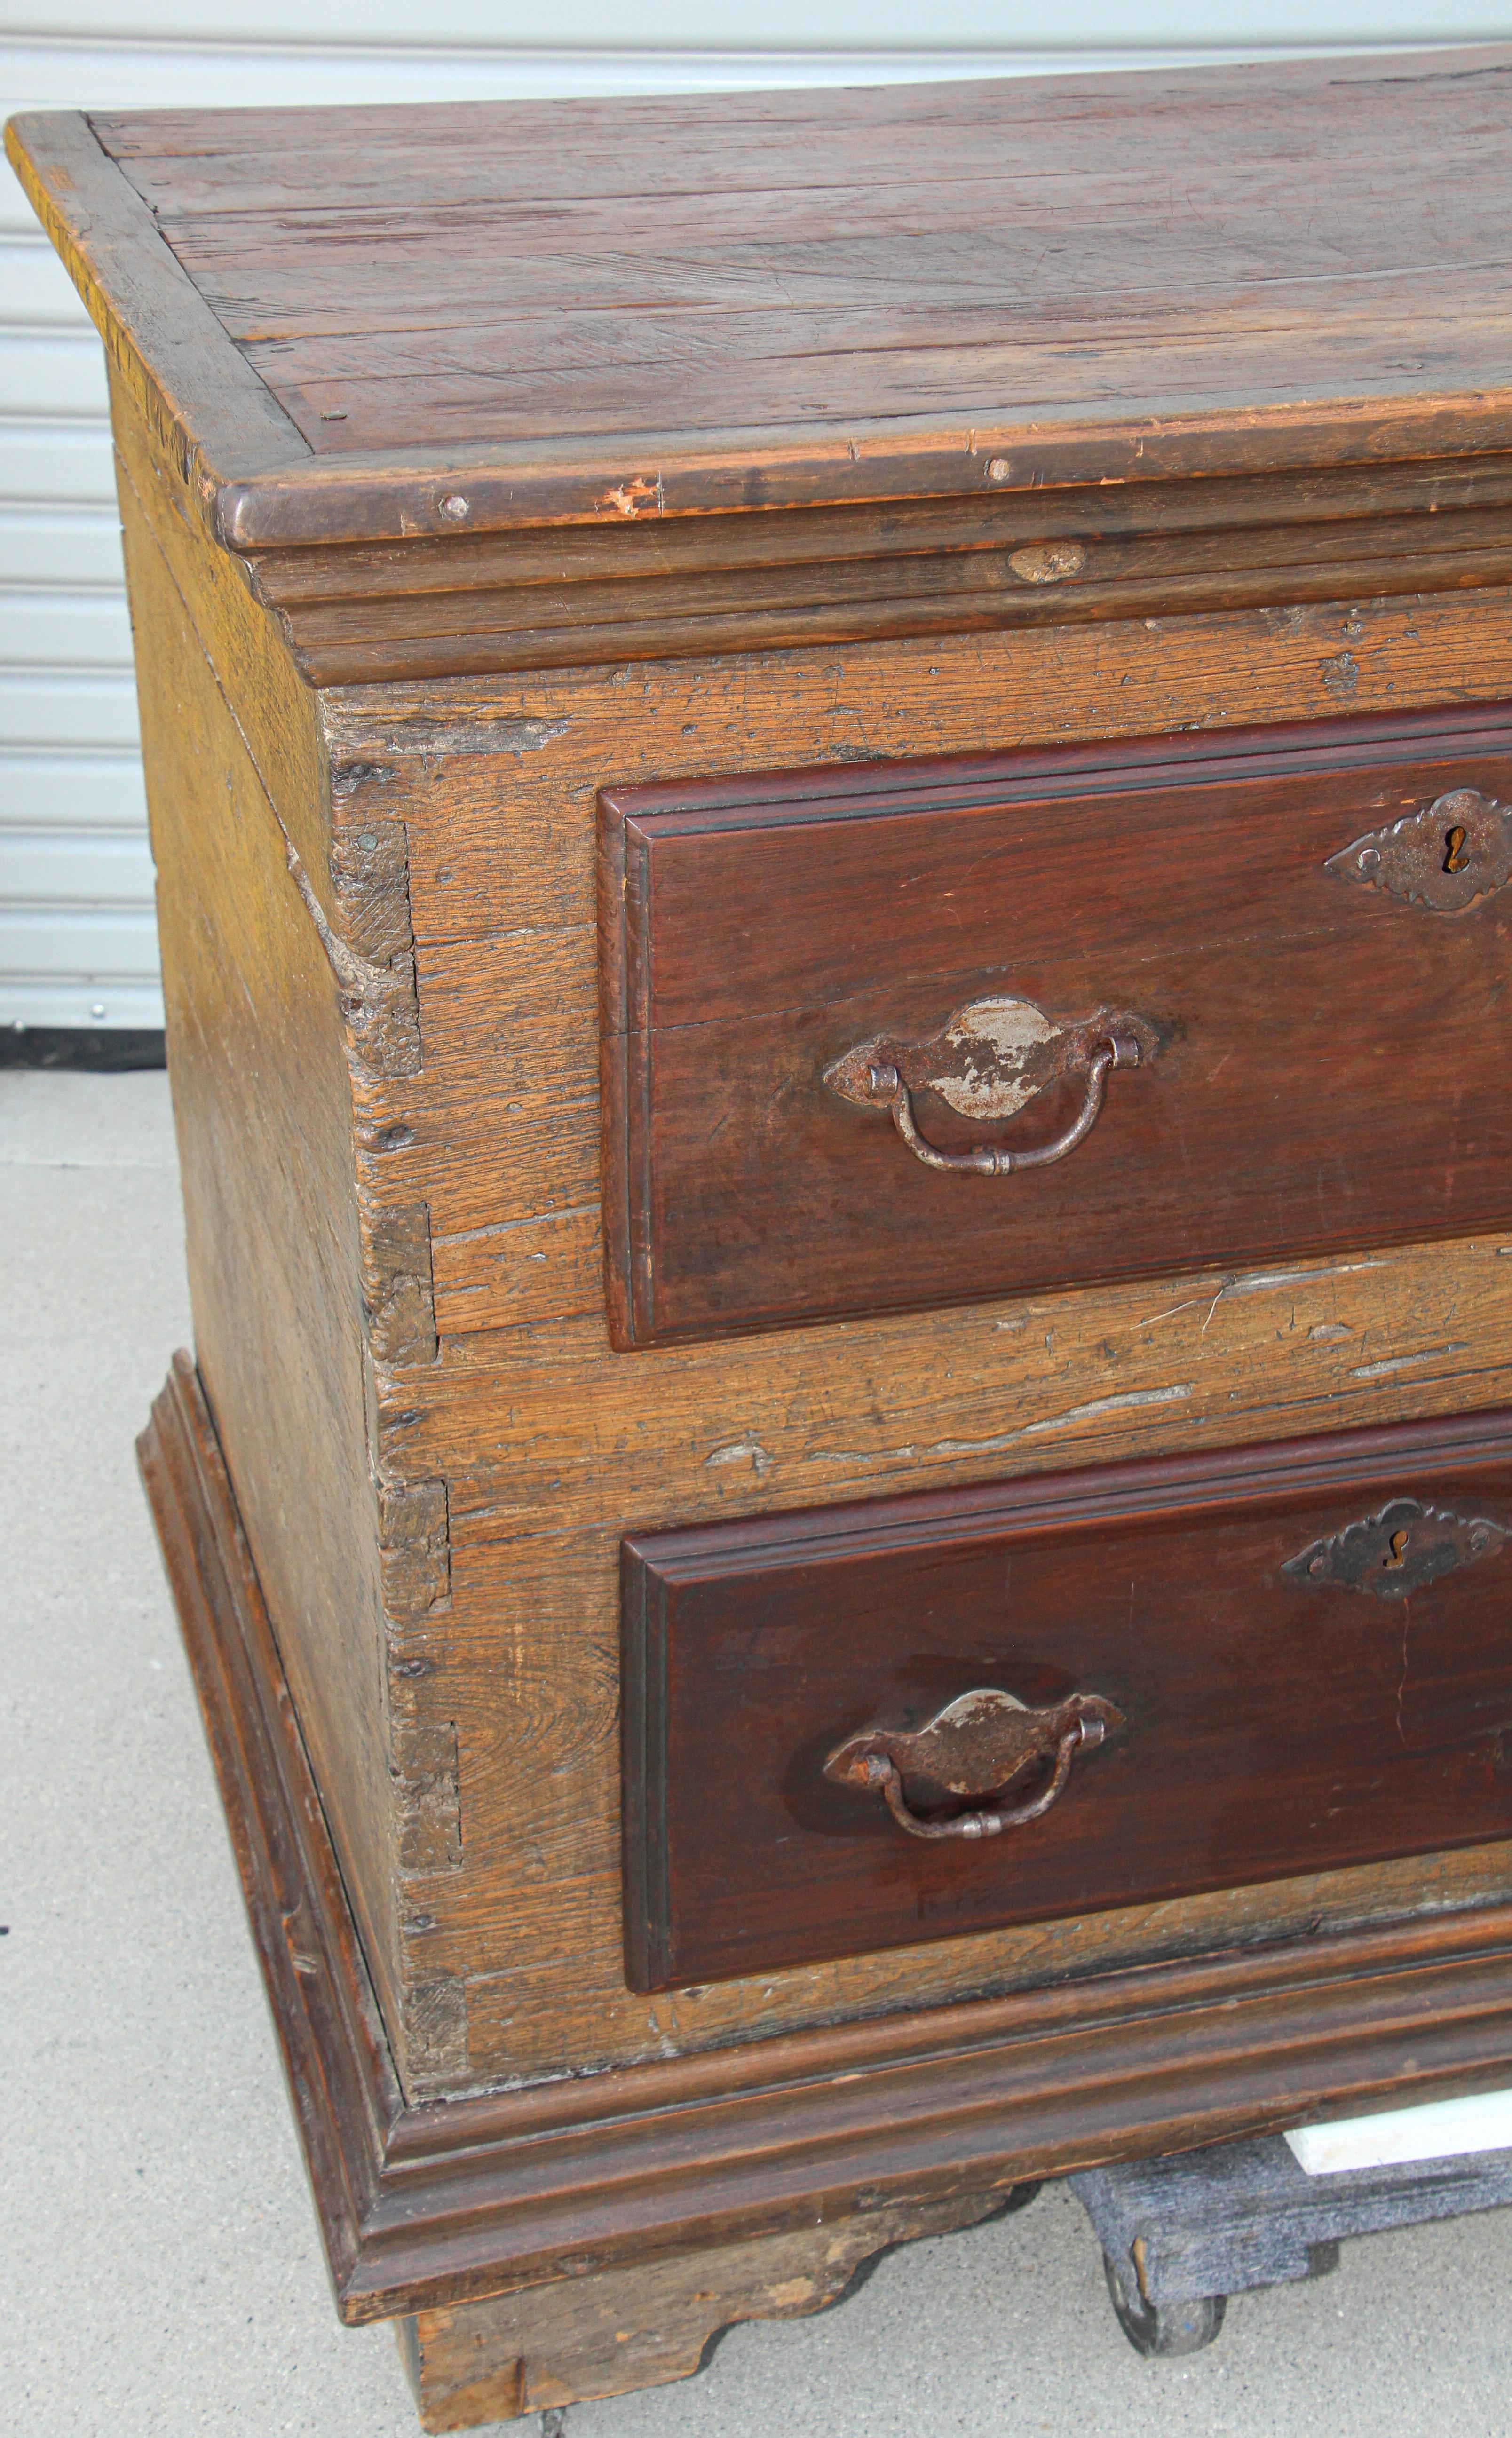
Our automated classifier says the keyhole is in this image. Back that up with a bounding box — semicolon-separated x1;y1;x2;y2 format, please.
1383;1528;1410;1571
1443;824;1470;873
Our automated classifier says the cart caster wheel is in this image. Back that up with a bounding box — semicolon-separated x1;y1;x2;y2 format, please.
1103;2249;1227;2357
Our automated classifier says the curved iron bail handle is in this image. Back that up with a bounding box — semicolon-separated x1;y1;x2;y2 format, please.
876;1035;1141;1176
823;1686;1123;1844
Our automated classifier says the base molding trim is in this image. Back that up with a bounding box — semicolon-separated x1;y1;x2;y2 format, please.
140;1351;1512;2328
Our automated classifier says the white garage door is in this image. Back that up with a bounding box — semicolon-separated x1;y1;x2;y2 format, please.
0;3;1496;1031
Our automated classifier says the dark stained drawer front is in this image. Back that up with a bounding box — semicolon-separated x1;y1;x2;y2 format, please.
620;1408;1512;1992
599;703;1512;1349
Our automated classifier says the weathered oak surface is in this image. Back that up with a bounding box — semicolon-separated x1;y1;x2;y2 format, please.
82;55;1512;479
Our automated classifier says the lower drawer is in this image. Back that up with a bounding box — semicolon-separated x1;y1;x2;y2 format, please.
621;1408;1512;1991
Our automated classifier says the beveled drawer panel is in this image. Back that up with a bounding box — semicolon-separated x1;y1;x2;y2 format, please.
599;702;1512;1349
620;1407;1512;1992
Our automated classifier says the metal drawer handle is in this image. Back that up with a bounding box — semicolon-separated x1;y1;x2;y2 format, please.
825;994;1153;1177
823;1685;1123;1842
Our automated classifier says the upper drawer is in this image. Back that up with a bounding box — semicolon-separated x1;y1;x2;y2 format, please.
599;703;1512;1350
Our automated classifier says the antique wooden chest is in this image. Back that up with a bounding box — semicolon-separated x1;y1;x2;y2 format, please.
15;48;1512;2426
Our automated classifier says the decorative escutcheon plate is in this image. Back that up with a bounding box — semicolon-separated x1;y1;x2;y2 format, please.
1282;1497;1509;1599
1325;787;1512;914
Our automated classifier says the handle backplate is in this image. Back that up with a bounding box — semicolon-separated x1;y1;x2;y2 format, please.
824;1685;1123;1842
825;994;1155;1176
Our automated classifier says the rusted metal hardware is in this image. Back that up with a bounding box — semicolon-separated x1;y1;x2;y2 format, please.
1282;1497;1509;1600
1325;786;1512;912
825;994;1155;1176
823;1685;1123;1842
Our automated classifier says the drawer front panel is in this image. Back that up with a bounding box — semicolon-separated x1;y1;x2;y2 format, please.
600;704;1512;1349
621;1409;1512;1991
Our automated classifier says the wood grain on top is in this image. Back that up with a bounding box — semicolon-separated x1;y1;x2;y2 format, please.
12;50;1512;539
87;56;1512;451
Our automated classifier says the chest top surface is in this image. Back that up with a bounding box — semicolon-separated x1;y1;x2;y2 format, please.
9;47;1512;562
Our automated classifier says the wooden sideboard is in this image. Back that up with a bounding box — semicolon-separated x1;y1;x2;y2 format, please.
13;50;1512;2428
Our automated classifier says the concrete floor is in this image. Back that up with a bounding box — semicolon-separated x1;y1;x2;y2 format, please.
4;1064;1511;2438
